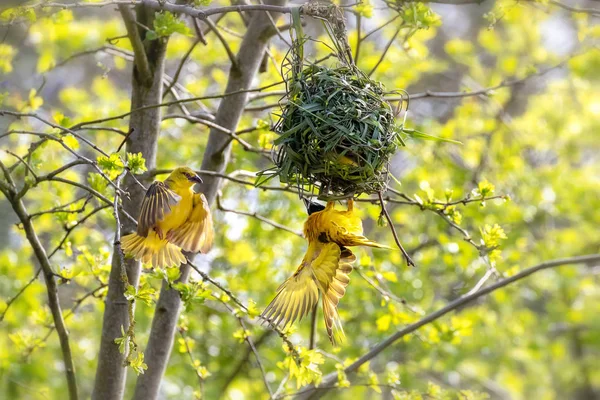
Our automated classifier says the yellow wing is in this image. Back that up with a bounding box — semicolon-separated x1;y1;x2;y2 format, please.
322;247;355;345
166;193;213;254
261;242;355;344
137;181;181;237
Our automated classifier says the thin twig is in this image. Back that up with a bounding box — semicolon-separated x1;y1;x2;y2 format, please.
163;38;203;97
216;195;303;237
354;13;361;63
0;268;42;321
219;330;273;394
116;128;134;153
378;192;414;267
204;18;239;70
368;25;402;77
185;259;299;359
178;329;207;391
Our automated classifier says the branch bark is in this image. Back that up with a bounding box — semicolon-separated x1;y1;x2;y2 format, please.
92;4;168;400
0;172;79;400
132;263;192;399
294;254;600;400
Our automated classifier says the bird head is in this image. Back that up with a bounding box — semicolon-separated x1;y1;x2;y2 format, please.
169;167;203;187
303;198;326;215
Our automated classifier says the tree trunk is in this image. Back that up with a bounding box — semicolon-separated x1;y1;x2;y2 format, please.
132;2;287;398
198;0;288;204
92;5;168;399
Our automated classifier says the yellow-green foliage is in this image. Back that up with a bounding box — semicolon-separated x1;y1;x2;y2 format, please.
0;0;599;399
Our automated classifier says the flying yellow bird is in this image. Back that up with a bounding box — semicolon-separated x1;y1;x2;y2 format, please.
121;167;213;268
261;199;390;345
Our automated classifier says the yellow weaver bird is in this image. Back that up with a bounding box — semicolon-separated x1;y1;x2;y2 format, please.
121;167;213;268
261;199;390;344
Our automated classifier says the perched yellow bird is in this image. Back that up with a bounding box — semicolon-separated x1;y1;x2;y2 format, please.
261;199;390;344
121;167;213;268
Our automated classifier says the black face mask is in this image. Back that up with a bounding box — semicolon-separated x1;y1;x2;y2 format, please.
303;198;326;215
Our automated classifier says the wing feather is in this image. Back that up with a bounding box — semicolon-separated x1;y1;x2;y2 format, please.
166;193;213;253
322;247;355;345
260;243;334;329
137;181;181;237
260;242;356;347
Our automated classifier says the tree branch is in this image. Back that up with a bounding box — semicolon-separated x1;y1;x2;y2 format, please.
119;4;152;86
216;194;303;237
134;3;289;397
295;254;600;399
197;0;288;204
0;166;79;400
93;3;168;399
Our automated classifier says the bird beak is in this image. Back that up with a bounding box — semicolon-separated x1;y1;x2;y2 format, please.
302;197;311;212
188;174;203;184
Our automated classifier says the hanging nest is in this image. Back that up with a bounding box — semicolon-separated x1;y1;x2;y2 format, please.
272;64;405;197
258;5;407;199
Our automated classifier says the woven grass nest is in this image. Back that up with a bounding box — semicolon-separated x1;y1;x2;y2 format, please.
259;5;406;199
272;63;404;198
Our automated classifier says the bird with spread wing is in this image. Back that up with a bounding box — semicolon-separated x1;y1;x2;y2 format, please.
261;199;390;345
121;167;213;268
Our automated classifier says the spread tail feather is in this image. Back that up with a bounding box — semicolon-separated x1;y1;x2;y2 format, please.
121;232;186;268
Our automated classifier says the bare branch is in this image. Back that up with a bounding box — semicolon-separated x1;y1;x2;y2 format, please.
203;17;239;71
119;4;152;85
163;38;202;97
295;253;600;399
216;195;303;237
185;259;298;358
48;205;111;259
0;164;79;400
378;192;414;267
367;24;403;77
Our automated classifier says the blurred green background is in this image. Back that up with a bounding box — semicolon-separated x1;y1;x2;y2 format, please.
0;0;599;399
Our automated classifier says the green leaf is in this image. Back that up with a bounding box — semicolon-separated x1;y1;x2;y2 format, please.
403;128;462;144
124;282;157;306
146;30;158;41
166;266;181;283
62;134;79;150
114;325;128;354
129;351;148;375
97;153;124;179
126;152;147;174
153;11;191;38
87;172;108;194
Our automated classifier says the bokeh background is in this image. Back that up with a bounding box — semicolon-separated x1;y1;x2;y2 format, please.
1;0;599;399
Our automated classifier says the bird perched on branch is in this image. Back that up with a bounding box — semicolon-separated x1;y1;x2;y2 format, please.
261;199;390;345
121;167;213;268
